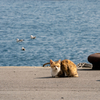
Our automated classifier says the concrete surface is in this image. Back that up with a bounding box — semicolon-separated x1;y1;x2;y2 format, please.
0;66;100;100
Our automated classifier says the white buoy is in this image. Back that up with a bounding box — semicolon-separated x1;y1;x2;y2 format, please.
22;47;25;51
16;38;24;42
30;35;36;39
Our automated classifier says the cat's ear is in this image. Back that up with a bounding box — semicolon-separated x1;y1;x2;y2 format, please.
58;59;61;64
50;59;54;65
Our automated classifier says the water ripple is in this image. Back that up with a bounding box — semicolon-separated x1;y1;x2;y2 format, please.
0;0;100;66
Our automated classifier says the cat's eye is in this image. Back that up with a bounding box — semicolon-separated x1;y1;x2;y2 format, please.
55;66;59;67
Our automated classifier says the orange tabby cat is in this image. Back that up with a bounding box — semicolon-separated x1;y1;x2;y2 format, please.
43;59;78;77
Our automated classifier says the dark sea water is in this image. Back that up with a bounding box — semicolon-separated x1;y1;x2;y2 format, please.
0;0;100;66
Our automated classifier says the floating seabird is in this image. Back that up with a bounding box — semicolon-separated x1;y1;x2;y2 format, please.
30;35;36;39
16;38;24;42
22;47;25;51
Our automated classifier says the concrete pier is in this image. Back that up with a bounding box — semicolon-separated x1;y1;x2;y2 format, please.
0;67;100;100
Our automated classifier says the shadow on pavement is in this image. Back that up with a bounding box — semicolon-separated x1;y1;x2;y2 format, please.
96;80;100;82
37;76;52;79
78;68;100;71
36;76;76;79
78;68;92;71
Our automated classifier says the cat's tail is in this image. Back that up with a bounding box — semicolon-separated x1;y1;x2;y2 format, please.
43;62;50;67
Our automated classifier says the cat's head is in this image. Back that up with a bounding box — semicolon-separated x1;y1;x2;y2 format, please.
50;59;61;70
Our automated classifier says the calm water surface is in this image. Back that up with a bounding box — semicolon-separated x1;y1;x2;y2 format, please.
0;0;100;66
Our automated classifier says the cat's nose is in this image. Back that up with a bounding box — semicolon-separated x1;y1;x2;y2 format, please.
55;66;58;70
55;68;57;70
